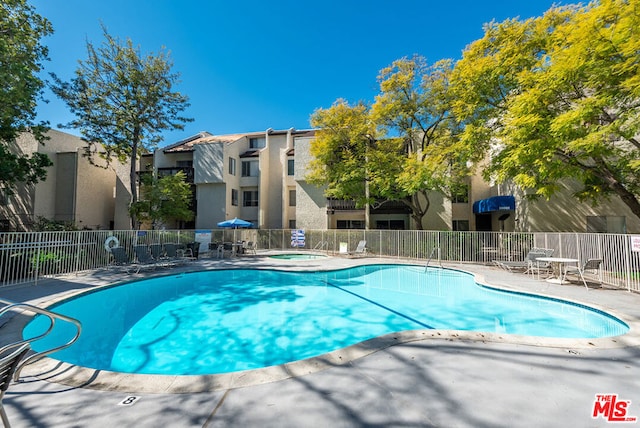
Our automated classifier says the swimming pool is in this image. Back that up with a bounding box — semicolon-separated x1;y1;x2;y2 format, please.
269;253;328;260
24;265;628;376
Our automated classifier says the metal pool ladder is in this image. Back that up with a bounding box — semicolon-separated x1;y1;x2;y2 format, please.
0;298;82;381
425;247;442;272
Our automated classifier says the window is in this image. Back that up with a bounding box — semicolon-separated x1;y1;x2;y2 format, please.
176;160;193;168
243;190;259;207
287;159;294;176
452;185;469;203
376;220;405;230
241;160;259;177
228;157;236;175
452;220;470;231
337;220;365;229
231;189;238;206
289;190;296;206
249;137;266;149
288;219;296;229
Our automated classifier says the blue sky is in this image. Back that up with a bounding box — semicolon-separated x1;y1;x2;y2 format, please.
31;0;566;147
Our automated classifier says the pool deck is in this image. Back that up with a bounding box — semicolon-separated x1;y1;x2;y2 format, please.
1;253;640;427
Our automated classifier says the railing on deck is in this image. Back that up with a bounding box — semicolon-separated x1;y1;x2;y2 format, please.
0;229;638;292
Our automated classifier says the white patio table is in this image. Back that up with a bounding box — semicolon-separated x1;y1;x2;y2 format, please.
536;257;580;285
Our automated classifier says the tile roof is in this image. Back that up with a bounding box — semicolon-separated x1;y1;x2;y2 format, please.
162;129;315;154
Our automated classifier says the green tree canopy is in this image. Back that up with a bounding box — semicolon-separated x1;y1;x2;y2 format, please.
0;0;53;190
452;0;640;220
129;171;194;229
308;99;379;204
309;56;469;229
51;25;192;228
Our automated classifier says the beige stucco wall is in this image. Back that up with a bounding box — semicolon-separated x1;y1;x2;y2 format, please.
417;191;449;230
260;131;288;229
196;183;226;229
75;151;116;229
294;136;329;230
113;159;132;230
1;130;119;231
194;143;224;184
507;180;640;233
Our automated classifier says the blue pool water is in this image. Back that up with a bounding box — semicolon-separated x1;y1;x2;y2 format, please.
24;265;628;375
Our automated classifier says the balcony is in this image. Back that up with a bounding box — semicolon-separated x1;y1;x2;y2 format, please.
326;199;360;211
326;198;412;214
157;167;194;183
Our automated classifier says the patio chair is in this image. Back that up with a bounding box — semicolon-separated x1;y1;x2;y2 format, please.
565;258;603;289
219;242;234;258
243;241;257;255
186;242;200;259
0;343;30;428
349;240;368;257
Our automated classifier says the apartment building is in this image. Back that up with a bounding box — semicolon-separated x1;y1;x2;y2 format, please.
151;128;313;229
0;130;120;232
148;128;640;233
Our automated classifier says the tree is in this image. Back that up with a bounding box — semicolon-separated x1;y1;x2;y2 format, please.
309;56;470;229
371;56;471;229
129;171;194;229
452;0;640;221
0;0;53;190
308;99;378;206
51;25;192;228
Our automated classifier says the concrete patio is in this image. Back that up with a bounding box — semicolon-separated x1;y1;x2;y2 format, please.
1;255;639;427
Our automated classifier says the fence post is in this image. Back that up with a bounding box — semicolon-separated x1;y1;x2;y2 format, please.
74;231;82;276
34;231;42;286
624;236;632;292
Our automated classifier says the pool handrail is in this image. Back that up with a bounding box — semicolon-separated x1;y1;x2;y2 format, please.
425;247;442;271
313;241;329;251
0;298;82;381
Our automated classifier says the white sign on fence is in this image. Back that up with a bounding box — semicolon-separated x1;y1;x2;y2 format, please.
631;235;640;252
195;230;212;252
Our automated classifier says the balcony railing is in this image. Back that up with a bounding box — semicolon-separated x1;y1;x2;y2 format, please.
326;199;360;211
326;199;411;214
157;167;195;183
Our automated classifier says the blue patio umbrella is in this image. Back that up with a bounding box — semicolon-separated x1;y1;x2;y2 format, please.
217;217;253;229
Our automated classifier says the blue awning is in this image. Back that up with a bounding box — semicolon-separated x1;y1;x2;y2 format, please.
472;195;515;214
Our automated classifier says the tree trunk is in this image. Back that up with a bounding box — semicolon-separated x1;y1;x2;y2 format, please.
129;128;140;229
611;181;640;223
403;191;430;230
591;157;640;223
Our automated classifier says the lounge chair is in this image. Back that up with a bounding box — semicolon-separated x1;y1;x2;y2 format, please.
0;343;30;428
150;243;165;261
349;240;368;257
164;243;188;265
110;246;136;273
494;248;553;276
134;245;160;271
565;258;603;289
